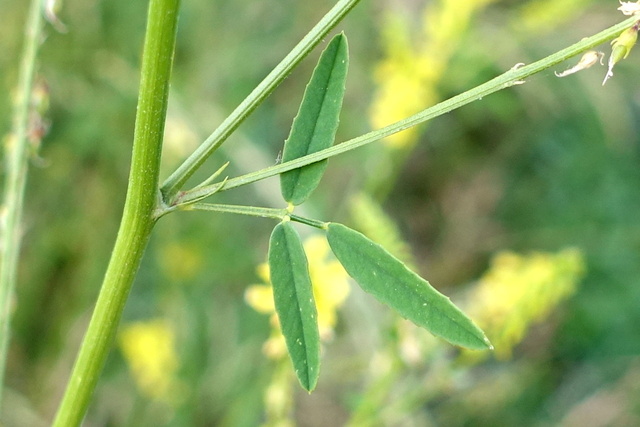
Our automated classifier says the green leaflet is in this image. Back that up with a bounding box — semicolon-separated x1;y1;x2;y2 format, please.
326;223;492;350
280;33;349;205
268;221;320;391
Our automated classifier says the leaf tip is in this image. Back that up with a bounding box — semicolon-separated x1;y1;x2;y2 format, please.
484;336;494;351
296;366;319;392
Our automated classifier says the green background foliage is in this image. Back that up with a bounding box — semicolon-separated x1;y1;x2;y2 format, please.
2;0;640;425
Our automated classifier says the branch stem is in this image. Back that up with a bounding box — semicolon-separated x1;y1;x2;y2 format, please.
178;15;638;203
188;203;289;220
187;203;327;229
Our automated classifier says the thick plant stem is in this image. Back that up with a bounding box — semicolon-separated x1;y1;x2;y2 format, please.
0;0;44;409
52;0;180;425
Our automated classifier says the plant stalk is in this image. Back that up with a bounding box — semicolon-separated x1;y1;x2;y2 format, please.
188;203;289;220
178;14;638;203
186;203;328;229
52;0;180;425
0;0;45;410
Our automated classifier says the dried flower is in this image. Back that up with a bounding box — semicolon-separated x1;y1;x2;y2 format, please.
555;51;604;77
618;1;640;16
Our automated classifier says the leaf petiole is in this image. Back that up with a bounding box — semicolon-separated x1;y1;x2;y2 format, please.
185;203;327;229
186;203;288;220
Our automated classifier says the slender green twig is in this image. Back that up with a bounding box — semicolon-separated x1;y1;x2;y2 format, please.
159;0;362;203
187;203;289;220
187;204;327;229
0;0;45;409
173;14;638;206
289;214;328;229
52;0;180;425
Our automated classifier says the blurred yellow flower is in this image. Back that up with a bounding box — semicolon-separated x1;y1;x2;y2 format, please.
518;0;587;33
467;248;585;359
370;0;497;149
157;241;204;282
161;108;199;170
245;234;350;359
118;319;180;402
262;363;296;427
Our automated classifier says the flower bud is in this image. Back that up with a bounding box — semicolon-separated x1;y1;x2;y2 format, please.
603;22;639;85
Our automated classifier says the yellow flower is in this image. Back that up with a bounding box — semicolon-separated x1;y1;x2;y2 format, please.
370;0;498;149
519;0;587;33
245;263;275;314
157;241;204;282
118;319;180;402
161;109;199;171
245;235;350;359
466;248;585;360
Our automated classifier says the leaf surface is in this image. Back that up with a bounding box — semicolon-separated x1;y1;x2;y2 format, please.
268;221;320;390
326;223;492;350
280;33;349;205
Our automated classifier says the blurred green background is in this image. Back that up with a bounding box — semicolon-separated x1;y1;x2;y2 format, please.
2;0;640;426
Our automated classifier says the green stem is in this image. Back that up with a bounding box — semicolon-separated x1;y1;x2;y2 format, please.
52;0;180;425
187;204;327;229
0;0;44;409
159;0;362;203
188;203;289;220
177;15;637;203
289;214;328;229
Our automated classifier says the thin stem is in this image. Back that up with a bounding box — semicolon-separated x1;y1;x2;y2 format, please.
0;0;45;409
289;214;328;229
159;0;362;202
188;203;289;220
177;15;637;203
52;0;180;425
188;204;327;229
